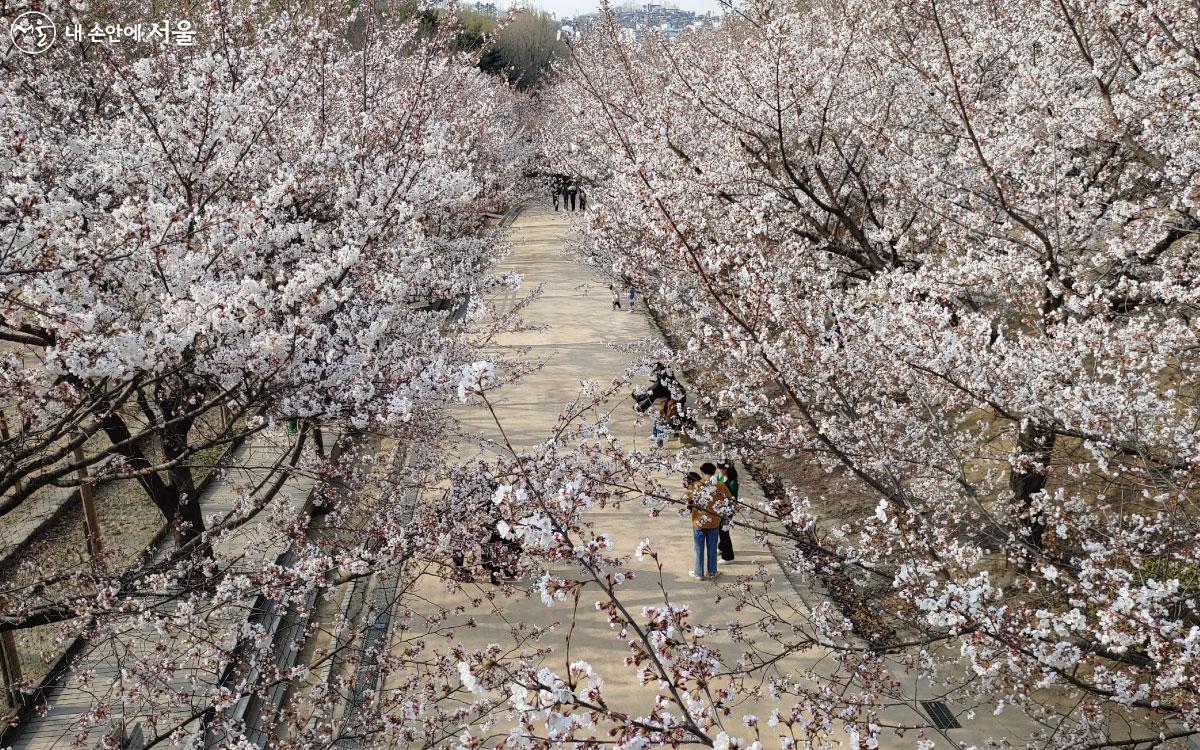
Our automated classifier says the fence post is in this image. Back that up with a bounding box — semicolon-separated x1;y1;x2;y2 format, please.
0;413;22;496
72;444;103;559
313;424;325;459
0;629;23;710
1;414;28;711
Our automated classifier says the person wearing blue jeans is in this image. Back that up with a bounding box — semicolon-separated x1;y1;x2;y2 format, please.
693;526;719;579
686;471;725;579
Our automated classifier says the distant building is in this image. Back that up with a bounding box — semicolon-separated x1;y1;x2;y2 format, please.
564;3;719;40
427;0;501;16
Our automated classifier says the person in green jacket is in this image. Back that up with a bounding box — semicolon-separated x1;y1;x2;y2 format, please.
716;462;739;562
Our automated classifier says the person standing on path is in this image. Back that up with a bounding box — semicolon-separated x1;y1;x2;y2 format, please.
716;462;739;562
566;182;578;211
579;189;587;211
610;283;621;310
626;283;636;312
552;182;560;211
687;470;727;579
700;462;735;564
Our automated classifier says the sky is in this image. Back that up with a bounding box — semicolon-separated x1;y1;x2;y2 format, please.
514;0;726;20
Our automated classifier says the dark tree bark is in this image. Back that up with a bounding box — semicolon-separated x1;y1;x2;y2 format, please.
99;411;181;520
1010;421;1056;549
160;393;203;548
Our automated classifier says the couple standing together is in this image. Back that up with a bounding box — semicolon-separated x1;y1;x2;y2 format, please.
686;461;739;580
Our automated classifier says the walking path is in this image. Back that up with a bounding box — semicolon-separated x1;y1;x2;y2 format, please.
398;206;1006;748
0;483;74;562
6;206;1054;749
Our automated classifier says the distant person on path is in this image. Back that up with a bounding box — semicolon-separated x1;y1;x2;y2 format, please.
625;283;636;312
579;190;587;211
652;396;680;447
566;183;578;211
610;283;622;310
700;463;734;561
634;363;686;413
716;462;739;562
552;182;560;211
483;525;521;584
452;479;521;584
687;470;725;579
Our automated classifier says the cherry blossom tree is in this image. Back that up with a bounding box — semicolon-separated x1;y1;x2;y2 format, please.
5;0;1200;746
534;0;1200;746
0;0;540;743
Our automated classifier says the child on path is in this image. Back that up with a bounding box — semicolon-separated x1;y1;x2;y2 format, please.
610;283;621;310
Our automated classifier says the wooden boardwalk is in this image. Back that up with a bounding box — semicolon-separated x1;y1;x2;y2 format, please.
386;207;859;744
7;430;321;750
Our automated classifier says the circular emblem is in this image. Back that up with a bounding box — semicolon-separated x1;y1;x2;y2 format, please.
10;11;57;54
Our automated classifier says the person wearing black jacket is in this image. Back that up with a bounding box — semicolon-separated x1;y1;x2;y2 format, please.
634;364;686;413
715;463;739;562
451;481;521;583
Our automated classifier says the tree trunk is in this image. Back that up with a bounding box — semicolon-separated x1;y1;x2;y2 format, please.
1010;421;1056;549
100;410;211;558
0;629;24;710
99;411;181;521
159;396;210;554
